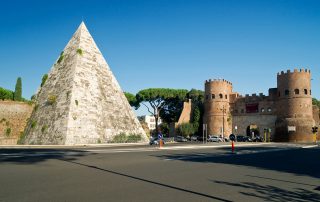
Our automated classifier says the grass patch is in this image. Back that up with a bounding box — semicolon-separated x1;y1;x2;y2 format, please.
41;125;48;133
41;74;48;87
76;48;83;56
17;132;25;144
57;51;64;64
47;95;57;105
5;128;11;137
31;120;37;129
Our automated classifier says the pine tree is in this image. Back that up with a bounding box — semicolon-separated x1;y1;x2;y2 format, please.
14;77;22;101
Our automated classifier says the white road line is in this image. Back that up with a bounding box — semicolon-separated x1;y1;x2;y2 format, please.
302;145;318;149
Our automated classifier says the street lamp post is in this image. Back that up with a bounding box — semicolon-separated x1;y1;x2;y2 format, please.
221;105;226;142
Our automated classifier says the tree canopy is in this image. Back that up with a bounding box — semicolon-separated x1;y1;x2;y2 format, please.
0;87;14;101
125;88;205;135
313;98;320;108
136;88;189;131
124;92;139;108
187;88;204;104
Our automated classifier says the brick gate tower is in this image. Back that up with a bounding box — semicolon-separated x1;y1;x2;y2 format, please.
275;69;315;142
203;79;232;139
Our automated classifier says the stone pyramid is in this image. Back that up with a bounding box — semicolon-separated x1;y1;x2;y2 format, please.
23;22;147;145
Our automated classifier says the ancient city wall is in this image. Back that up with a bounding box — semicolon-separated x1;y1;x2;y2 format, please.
232;114;277;139
0;101;33;144
177;99;192;124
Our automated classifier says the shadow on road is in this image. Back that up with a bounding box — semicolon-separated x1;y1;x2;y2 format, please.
0;149;88;164
59;159;232;202
154;147;320;179
212;180;320;202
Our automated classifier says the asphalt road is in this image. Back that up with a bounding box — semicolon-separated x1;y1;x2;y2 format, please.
0;143;319;202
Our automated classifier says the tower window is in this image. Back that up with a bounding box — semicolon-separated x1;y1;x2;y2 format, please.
278;91;280;97
304;89;308;95
267;107;272;112
241;109;244;113
261;108;265;112
206;95;209;100
219;94;223;99
285;90;289;96
212;94;215;99
310;90;312;95
225;95;228;99
294;89;299;95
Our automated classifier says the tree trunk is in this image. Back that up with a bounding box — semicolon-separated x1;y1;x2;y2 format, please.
154;107;159;133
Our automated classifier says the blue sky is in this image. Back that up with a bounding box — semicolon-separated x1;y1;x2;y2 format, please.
0;0;319;115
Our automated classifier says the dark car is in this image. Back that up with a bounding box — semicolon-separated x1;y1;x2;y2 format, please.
236;135;252;142
197;136;207;141
175;136;188;142
253;136;264;142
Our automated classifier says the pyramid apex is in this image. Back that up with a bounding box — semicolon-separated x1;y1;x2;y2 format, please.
77;21;88;31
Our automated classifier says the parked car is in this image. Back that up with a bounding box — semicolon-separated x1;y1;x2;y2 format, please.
236;135;252;142
196;136;207;141
190;135;198;141
208;135;223;142
253;136;264;142
175;136;188;142
149;137;165;145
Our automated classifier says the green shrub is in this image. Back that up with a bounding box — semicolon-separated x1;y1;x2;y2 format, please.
57;51;64;64
17;132;25;144
41;125;48;133
75;100;78;106
47;95;57;105
97;139;101;144
5;128;11;137
66;91;70;99
76;48;83;55
41;74;48;87
34;104;39;111
31;120;37;128
111;133;142;143
31;94;36;100
26;100;34;105
5;121;10;126
0;87;14;100
111;133;127;143
127;134;142;143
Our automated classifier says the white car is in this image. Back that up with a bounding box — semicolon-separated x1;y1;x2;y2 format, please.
208;135;223;142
